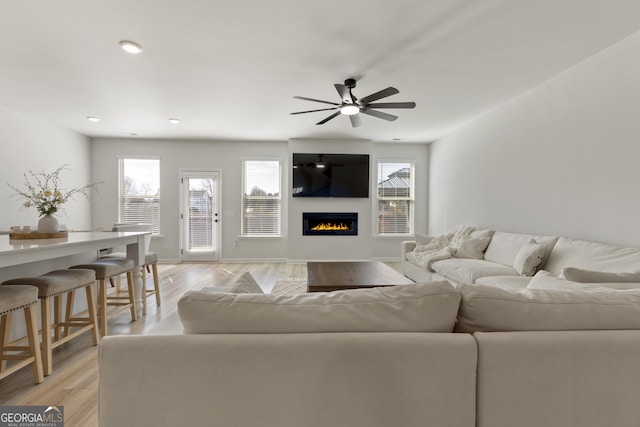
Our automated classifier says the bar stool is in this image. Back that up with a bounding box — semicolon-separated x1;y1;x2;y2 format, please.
103;223;161;314
70;258;136;337
2;269;99;376
0;285;44;384
102;251;160;314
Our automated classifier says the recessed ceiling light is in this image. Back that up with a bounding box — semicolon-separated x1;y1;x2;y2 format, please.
168;118;180;124
119;40;143;54
86;116;101;122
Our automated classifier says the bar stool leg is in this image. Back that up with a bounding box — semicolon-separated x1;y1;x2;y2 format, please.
85;285;100;345
98;278;108;337
54;294;63;341
63;290;75;337
40;297;53;376
152;263;161;306
141;268;147;315
0;312;11;372
24;304;44;384
126;272;138;321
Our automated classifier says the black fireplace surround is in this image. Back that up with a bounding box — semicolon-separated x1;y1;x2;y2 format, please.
303;212;358;236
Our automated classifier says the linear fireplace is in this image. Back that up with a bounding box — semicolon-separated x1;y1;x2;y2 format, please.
303;212;358;236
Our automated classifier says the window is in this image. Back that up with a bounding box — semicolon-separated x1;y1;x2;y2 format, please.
242;160;281;236
119;157;160;234
376;161;414;235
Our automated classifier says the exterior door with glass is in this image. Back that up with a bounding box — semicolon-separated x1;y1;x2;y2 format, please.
180;170;221;262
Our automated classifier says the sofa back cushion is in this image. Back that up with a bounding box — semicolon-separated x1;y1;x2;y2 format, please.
483;232;558;268
543;237;640;276
456;284;640;332
179;281;461;334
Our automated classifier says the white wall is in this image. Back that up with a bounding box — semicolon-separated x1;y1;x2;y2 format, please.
0;105;92;231
429;30;640;248
91;137;429;262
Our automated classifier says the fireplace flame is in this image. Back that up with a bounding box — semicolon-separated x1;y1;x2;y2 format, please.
311;222;350;231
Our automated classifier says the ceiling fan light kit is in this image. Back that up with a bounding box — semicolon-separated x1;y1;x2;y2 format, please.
291;78;416;127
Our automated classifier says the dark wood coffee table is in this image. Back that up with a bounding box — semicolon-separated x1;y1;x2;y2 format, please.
306;261;414;292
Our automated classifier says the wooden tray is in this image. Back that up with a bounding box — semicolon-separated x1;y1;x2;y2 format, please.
10;231;69;240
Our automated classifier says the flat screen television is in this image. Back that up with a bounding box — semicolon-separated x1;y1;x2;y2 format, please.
292;153;370;198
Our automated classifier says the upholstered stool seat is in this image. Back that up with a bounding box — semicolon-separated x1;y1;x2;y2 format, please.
2;269;99;376
71;258;135;336
102;252;160;314
0;285;43;384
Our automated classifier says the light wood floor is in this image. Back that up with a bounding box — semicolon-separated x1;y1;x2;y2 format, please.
0;262;400;427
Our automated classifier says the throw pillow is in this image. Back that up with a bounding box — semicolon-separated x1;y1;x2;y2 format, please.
455;229;494;259
178;281;461;334
199;271;264;294
560;267;640;283
229;272;264;293
513;239;546;276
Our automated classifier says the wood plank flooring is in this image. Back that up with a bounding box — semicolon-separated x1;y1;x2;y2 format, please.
0;262;400;427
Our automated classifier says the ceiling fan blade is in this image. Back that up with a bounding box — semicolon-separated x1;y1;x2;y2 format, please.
366;102;416;109
360;109;398;122
349;114;362;128
293;96;340;106
334;84;350;103
316;111;342;125
291;107;339;115
359;87;399;104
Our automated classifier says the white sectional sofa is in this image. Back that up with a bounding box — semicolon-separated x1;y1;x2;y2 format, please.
99;278;640;427
402;229;640;289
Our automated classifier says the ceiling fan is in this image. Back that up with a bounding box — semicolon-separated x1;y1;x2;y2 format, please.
291;78;416;128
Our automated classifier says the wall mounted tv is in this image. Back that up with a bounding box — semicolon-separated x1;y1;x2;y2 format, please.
292;153;370;198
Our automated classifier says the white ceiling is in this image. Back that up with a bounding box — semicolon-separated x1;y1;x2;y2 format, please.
2;0;640;143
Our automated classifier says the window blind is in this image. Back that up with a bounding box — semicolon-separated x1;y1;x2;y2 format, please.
377;162;413;235
242;160;281;236
119;158;160;234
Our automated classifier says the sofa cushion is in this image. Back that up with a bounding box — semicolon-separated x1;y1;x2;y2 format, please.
560;267;640;283
456;283;640;332
513;239;546;276
431;259;518;285
530;270;640;291
526;270;591;290
543;237;640;276
474;275;532;289
483;231;558;267
179;281;461;334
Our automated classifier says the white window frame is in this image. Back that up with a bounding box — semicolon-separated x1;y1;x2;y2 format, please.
241;158;282;237
118;156;161;235
375;160;414;236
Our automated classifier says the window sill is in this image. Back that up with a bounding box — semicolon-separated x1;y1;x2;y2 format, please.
373;234;414;240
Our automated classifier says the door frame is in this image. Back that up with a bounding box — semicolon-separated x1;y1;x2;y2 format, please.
179;168;222;262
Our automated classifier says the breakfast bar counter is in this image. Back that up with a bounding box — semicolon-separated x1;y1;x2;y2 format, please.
0;231;149;315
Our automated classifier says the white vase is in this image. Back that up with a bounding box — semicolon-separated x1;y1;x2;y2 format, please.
38;215;60;233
